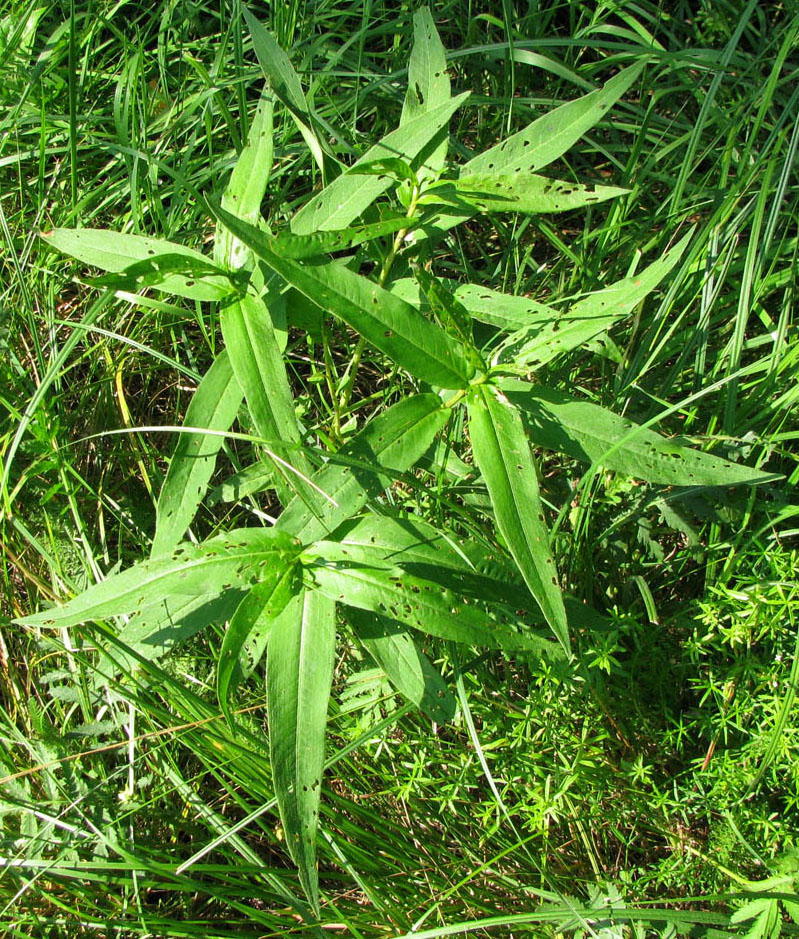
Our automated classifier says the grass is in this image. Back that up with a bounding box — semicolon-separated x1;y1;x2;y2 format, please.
1;0;798;935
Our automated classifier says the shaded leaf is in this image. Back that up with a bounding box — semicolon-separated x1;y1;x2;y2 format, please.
152;351;243;557
500;380;780;488
276;394;450;544
347;608;455;722
467;383;569;650
217;562;302;726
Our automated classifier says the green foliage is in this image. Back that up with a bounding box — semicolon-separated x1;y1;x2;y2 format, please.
14;7;782;914
4;0;796;933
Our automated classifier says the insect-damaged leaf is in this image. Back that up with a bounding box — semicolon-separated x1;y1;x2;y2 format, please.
267;588;335;913
17;528;301;629
218;562;302;727
209;204;475;389
467;383;569;651
347;608;456;722
421;173;627;216
499;379;780;488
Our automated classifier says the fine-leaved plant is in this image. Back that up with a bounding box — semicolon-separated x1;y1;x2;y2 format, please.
18;7;778;914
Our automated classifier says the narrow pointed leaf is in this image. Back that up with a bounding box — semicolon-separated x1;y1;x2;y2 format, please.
500;380;780;488
93;591;247;682
494;231;692;368
17;528;301;629
290;92;470;235
464;62;645;176
214;86;275;270
467;383;569;651
401;8;451;179
41;229;238;301
331;514;608;631
267;589;336;912
455;283;555;330
220;291;312;497
422;174;627;216
308;548;561;655
276;394;450;544
217;562;302;726
152;351;243;557
246;245;475;388
347;609;455;722
243;7;334;175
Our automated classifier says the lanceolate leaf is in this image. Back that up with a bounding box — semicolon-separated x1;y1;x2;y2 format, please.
455;283;556;330
152;351;244;557
401;7;451;179
332;514;608;631
40;229;238;302
494;231;692;369
422;174;628;216
290;93;470;235
220;291;312;498
93;591;246;682
308;546;560;654
463;62;645;177
347;608;456;722
251;248;476;388
243;7;336;177
217;562;302;726
467;383;569;651
276;394;450;544
215;86;275;270
17;528;302;629
267;588;336;913
499;380;780;488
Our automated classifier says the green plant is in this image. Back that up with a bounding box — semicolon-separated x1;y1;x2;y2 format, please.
16;7;779;916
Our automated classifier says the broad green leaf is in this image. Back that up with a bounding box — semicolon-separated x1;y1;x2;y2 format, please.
467;383;569;651
267;588;335;912
421;174;628;216
276;393;450;544
463;62;645;177
17;528;301;629
220;290;312;501
493;231;692;369
217;562;302;727
499;380;780;488
95;591;246;680
245;243;476;388
271;216;413;259
40;229;238;302
401;7;451;179
215;86;275;270
347;609;455;722
208;460;277;505
152;351;244;557
455;283;555;330
332;514;607;631
308;547;561;655
290;92;470;235
243;7;335;176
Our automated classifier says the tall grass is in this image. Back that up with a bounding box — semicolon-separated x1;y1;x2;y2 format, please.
1;0;797;935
